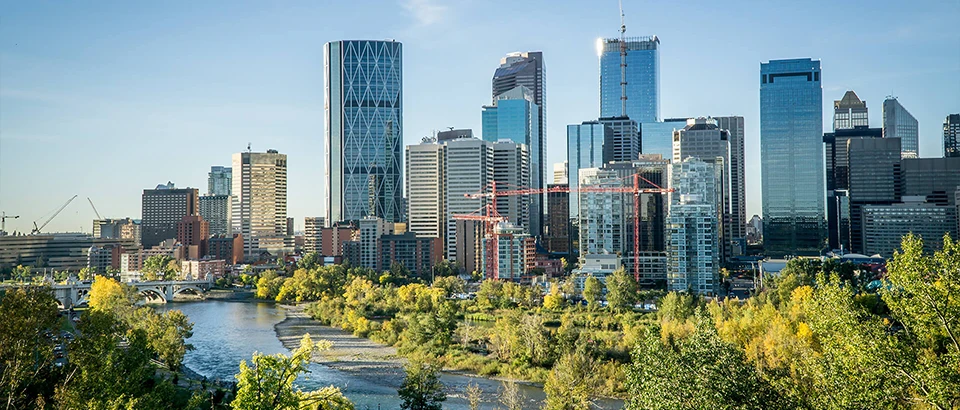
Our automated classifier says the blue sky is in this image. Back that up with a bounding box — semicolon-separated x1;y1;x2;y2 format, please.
1;0;958;234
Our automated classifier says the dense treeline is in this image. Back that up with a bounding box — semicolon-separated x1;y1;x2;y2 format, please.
261;234;960;407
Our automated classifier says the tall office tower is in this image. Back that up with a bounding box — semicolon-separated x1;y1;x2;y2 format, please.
444;138;494;262
847;137;901;254
603;157;669;284
833;91;868;130
199;195;231;236
359;217;393;270
578;168;629;257
553;161;568;184
945;114;960;158
303;217;324;254
492;52;546;236
208;166;232;196
567;121;611;225
823;126;883;251
760;58;825;257
667;158;719;295
599;116;640;162
713;115;746;251
883;97;919;158
598;36;660;123
482;85;541;236
492;141;530;231
641;118;688;160
324;40;403;225
672;117;732;262
231;150;288;260
901;157;960;205
177;215;210;259
405;141;446;240
141;184;198;248
546;183;570;254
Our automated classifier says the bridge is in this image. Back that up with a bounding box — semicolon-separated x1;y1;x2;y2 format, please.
50;279;212;309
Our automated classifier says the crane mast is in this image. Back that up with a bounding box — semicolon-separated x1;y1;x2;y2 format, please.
619;0;628;117
32;195;78;234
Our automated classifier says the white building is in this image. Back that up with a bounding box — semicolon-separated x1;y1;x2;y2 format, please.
303;217;324;254
443;138;494;262
578;168;629;257
359;217;393;270
573;254;621;291
493;141;530;232
553;161;568;185
406;141;446;240
667;158;719;295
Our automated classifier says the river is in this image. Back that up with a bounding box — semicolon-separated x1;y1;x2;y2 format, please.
159;300;623;409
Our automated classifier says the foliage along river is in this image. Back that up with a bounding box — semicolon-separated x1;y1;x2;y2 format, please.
158;300;623;409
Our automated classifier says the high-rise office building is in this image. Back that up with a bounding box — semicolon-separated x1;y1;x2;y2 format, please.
231;150;288;260
846;137;901;254
603;157;670;282
444;138;494;263
303;217;324;254
141;184;198;248
945;114;960;158
667;158;719;295
863;198;958;257
545;183;570;254
492;141;530;231
324;40;403;225
177;215;210;259
882;97;919;159
482;86;540;236
567;121;611;226
823;126;883;251
492;52;546;237
901;157;960;205
598;36;660;123
672;118;732;262
199;195;231;237
833;91;868;131
713;115;746;249
599;116;640;162
641;117;688;160
760;58;825;257
208;166;232;196
405;141;446;241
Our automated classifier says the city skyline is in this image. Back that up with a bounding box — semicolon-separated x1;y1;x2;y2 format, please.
1;0;958;234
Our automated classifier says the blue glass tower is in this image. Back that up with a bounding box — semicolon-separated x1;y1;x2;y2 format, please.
599;36;659;123
567;121;611;225
760;58;825;257
324;40;404;225
482;85;541;236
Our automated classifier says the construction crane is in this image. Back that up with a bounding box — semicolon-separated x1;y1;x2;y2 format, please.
32;195;78;234
452;200;506;280
619;0;628;116
456;174;673;282
87;197;103;220
1;212;19;234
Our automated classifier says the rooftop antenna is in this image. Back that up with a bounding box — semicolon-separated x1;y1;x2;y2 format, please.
247;142;252;152
619;0;628;117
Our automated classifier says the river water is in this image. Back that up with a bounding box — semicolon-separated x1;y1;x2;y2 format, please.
158;300;622;409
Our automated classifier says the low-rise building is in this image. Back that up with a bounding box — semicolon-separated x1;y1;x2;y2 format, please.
181;259;225;280
207;234;243;265
379;232;442;276
862;197;958;257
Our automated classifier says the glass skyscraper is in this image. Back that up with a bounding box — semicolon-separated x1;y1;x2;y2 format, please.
567;121;611;227
760;58;825;257
882;97;919;158
324;40;403;225
598;36;659;123
208;166;232;196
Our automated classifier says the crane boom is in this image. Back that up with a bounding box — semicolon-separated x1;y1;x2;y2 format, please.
1;212;19;234
33;195;78;234
87;197;103;220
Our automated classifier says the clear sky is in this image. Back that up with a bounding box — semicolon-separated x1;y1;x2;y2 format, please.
1;0;958;234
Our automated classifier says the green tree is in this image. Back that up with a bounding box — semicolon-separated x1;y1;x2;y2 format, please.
543;282;566;311
232;334;352;410
432;275;465;297
397;358;445;410
498;380;523;410
583;276;603;310
431;260;459;279
298;252;322;271
131;308;195;372
78;267;93;281
626;314;792;410
12;264;32;282
475;279;506;310
605;267;638;312
0;287;60;408
142;255;176;281
544;348;597;410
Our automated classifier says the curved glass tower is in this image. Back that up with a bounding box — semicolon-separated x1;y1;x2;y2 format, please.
324;40;403;224
760;58;825;257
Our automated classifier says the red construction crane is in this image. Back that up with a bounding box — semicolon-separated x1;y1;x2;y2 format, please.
451;198;505;280
456;174;673;282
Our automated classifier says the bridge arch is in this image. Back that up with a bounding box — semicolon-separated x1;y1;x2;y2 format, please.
172;286;204;298
139;288;167;304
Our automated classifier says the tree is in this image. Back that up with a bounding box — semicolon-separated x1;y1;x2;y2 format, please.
431;260;459;279
466;383;482;410
88;276;139;314
625;314;792;410
543;282;566;311
0;287;60;408
431;275;465;297
498;380;524;410
232;334;352;410
12;265;32;282
544;348;597;409
605;267;638;312
132;308;194;372
583;276;603;310
397;358;446;410
142;255;176;281
298;252;322;271
78;267;93;281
